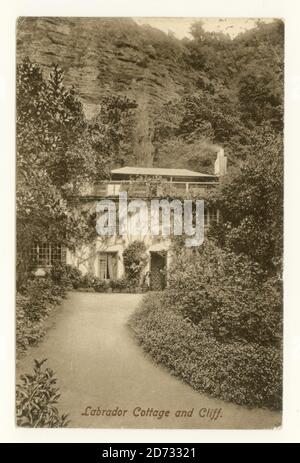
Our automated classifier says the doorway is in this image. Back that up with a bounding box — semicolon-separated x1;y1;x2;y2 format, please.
150;251;167;291
99;252;118;280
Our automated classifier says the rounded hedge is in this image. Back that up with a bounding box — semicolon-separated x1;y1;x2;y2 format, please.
129;294;282;410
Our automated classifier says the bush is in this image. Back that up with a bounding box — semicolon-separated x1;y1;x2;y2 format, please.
65;265;83;289
16;294;45;357
209;277;282;346
110;278;132;292
62;264;149;293
123;241;148;284
16;359;69;427
129;241;283;409
65;265;102;290
50;263;70;287
16;276;66;358
129;294;282;410
166;241;282;346
110;278;121;291
79;273;95;288
19;277;65;322
92;277;109;293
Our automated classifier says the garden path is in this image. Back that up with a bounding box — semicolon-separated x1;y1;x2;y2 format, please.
17;292;281;429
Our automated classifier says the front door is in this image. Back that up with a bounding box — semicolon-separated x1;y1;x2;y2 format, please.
150;251;167;291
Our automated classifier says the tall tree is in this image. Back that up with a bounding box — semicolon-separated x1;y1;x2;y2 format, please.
208;126;283;274
16;58;105;285
88;95;138;168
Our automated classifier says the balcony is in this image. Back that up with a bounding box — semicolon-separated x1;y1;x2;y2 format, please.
92;181;217;198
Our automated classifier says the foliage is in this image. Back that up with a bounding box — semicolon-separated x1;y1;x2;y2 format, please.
16;58;107;286
92;278;110;293
65;265;84;289
17;59;85;187
166;241;282;346
153;138;219;174
19;277;65;322
208;127;283;274
110;277;139;292
64;265;145;292
110;278;126;291
154;20;283;170
77;273;96;289
130;236;283;409
16;359;69;427
129;294;282;410
16;276;66;358
89;95;138;168
123;241;149;284
16;293;45;357
51;263;72;288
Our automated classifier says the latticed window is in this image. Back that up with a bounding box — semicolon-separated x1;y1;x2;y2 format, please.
31;243;66;266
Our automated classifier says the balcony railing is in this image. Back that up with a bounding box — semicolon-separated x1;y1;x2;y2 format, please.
92;181;217;198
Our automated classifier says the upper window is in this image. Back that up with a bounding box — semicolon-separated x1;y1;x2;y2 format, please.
107;184;120;196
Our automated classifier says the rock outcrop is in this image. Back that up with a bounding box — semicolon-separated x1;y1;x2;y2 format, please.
17;17;198;119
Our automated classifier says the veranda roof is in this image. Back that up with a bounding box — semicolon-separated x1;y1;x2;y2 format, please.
111;166;216;178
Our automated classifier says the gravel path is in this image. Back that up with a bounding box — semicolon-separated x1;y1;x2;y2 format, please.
17;292;281;429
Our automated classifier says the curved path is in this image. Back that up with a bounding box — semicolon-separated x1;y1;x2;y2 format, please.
17;292;281;429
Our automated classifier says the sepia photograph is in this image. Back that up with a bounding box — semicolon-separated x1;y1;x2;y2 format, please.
15;16;283;429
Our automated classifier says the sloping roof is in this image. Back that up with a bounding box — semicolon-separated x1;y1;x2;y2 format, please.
111;166;215;178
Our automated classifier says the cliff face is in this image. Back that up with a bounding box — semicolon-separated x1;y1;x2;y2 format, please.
16;18;284;172
17;17;197;119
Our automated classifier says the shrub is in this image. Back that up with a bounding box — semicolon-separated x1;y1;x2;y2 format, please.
210;277;282;346
16;276;66;358
110;278;132;292
80;273;95;288
62;264;149;293
19;277;65;322
92;277;109;293
129;294;282;410
16;294;45;357
166;241;282;346
16;359;69;427
50;263;70;287
109;278;120;291
65;265;102;290
65;265;83;289
123;241;148;284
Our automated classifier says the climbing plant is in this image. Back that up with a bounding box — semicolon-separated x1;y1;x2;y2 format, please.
123;241;148;284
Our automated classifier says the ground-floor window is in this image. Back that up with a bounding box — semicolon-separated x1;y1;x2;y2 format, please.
31;243;66;266
99;252;118;280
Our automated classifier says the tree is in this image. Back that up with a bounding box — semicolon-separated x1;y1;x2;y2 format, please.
238;63;283;130
17;59;87;189
16;58;106;285
153;82;249;169
88;95;138;168
208;126;283;274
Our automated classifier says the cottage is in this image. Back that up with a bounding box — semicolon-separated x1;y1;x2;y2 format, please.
31;149;227;290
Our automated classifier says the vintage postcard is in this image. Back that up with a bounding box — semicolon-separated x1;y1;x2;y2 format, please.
16;17;283;429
